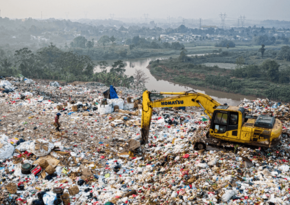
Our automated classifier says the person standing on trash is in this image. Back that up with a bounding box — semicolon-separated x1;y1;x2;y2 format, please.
55;113;61;131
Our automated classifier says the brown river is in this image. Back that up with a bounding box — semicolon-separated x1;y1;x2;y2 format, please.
94;55;257;106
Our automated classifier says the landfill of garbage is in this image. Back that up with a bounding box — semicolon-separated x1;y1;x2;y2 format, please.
0;77;290;205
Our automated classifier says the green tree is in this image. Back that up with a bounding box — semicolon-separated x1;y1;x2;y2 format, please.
98;35;111;48
71;36;87;48
261;60;280;82
171;42;184;50
259;44;266;58
179;47;187;62
110;36;116;44
215;40;235;48
86;40;94;49
110;60;126;75
279;69;290;83
98;61;108;72
277;46;290;61
132;36;140;45
236;56;245;69
14;48;36;77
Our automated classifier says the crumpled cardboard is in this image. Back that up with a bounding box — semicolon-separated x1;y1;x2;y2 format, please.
34;155;60;167
45;165;55;175
68;185;79;196
6;182;17;194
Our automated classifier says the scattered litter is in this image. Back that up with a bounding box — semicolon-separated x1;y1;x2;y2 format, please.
0;79;290;204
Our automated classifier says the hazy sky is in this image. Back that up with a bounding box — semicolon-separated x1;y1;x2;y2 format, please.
1;0;290;21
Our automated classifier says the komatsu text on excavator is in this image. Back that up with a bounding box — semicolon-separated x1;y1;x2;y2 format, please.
141;90;282;149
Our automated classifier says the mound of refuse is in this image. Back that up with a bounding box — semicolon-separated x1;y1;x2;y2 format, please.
0;77;290;204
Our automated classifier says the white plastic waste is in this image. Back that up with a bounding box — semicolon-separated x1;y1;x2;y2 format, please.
221;190;237;202
0;80;12;88
108;98;124;110
12;92;21;99
24;78;35;84
50;81;60;87
0;80;15;91
124;103;134;110
29;139;54;157
0;134;15;160
43;192;57;205
16;141;33;152
279;164;289;172
22;92;33;97
98;104;113;115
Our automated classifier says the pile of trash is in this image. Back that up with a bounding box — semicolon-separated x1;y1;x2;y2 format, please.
0;77;290;204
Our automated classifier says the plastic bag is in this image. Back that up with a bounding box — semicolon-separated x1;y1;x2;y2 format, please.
98;104;113;115
30;139;54;157
16;141;33;152
24;78;35;84
0;134;15;160
22;92;33;98
0;80;12;88
108;98;124;110
50;81;60;87
279;165;289;172
124;103;134;110
43;192;57;205
222;190;236;202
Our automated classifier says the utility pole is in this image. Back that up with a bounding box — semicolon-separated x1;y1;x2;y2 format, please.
219;13;226;29
240;16;246;27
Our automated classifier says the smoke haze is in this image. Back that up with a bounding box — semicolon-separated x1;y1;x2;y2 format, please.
1;0;290;21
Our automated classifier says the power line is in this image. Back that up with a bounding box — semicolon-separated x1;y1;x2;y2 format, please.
220;13;227;29
240;16;246;27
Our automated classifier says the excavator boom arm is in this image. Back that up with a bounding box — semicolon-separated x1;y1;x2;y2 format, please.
141;90;221;143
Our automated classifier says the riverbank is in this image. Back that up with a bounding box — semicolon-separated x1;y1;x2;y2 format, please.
148;54;290;102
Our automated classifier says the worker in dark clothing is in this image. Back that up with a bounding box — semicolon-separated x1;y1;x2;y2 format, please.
55;113;61;131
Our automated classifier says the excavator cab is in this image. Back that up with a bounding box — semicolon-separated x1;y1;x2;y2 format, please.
209;106;242;140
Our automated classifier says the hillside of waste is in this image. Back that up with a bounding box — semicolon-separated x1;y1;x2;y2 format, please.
0;77;290;204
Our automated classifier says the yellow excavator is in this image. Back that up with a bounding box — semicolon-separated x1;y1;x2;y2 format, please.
141;90;282;149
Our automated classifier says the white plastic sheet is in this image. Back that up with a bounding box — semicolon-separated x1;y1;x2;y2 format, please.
108;98;124;110
22;92;33;97
124;103;134;110
98;104;113;115
0;80;15;91
29;139;54;157
24;78;35;84
50;81;60;87
16;141;33;152
0;80;12;88
43;192;57;205
222;190;237;202
0;134;15;160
